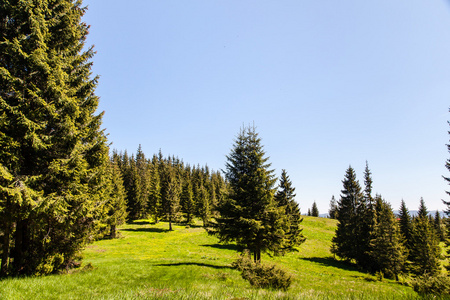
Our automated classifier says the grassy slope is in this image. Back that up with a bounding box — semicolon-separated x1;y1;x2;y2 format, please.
0;217;419;300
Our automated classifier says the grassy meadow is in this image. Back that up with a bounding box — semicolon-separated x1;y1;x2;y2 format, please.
0;217;422;299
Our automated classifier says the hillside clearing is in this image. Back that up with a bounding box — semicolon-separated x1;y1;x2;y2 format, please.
0;217;419;299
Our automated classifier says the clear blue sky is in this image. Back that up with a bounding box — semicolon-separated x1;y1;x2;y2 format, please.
83;0;450;214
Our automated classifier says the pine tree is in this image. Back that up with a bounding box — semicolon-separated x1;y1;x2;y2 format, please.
442;108;450;272
196;178;210;227
409;200;441;276
331;166;363;263
103;158;127;239
398;200;413;253
417;197;428;219
0;0;109;276
161;164;181;231
274;169;305;253
369;200;407;281
311;201;319;217
124;156;142;221
208;125;282;262
135;145;149;219
356;162;376;271
147;155;161;223
434;210;445;242
181;178;195;224
328;195;338;219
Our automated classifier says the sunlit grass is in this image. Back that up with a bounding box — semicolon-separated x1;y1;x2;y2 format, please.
0;217;420;299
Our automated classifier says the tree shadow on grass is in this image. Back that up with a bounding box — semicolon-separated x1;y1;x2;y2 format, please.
154;262;233;270
300;256;359;272
120;227;170;233
200;243;241;251
129;221;153;225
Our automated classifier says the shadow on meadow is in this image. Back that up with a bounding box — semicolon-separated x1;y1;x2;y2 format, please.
300;256;359;272
201;243;241;251
120;227;170;233
154;262;233;270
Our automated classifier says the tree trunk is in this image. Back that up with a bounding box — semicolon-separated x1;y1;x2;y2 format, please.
253;249;261;263
169;214;173;231
1;220;11;276
13;219;25;274
109;224;116;239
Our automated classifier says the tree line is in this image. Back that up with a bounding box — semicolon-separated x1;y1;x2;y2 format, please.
330;162;444;281
111;146;227;230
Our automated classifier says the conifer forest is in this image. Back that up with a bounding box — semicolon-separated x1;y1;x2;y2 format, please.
1;1;450;298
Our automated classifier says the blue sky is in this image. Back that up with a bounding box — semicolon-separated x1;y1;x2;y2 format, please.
83;1;450;213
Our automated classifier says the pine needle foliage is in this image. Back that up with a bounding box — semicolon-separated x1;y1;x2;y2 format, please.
208;125;286;262
331;166;363;263
0;0;109;276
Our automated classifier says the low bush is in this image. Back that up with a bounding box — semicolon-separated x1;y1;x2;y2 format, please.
410;274;450;296
232;251;292;291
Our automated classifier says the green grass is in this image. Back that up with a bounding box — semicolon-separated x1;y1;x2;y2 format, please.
0;217;421;299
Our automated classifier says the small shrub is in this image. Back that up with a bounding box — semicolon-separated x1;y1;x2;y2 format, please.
232;251;292;291
410;274;450;296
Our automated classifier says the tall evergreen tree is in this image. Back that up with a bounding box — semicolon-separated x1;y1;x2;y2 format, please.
103;158;127;239
161;164;181;231
398;200;413;252
409;199;441;276
331;166;363;263
417;197;428;219
274;169;306;253
180;177;195;224
328;195;338;219
0;0;109;276
442;108;450;272
208;125;283;262
356;162;376;271
196;178;210;227
123;156;142;221
147;155;161;223
311;201;319;217
434;210;445;242
369;200;407;281
135;145;149;219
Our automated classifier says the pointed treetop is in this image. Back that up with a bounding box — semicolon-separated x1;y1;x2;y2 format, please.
417;197;428;219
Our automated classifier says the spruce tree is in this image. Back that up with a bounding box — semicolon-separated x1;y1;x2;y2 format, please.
103;158;127;239
311;201;319;217
369;200;407;281
196;178;210;227
434;210;445;242
208;125;282;262
331;166;363;263
409;199;441;276
147;155;161;223
161;164;181;231
417;197;428;219
356;162;376;271
274;169;306;253
398;200;413;254
124;156;142;221
328;195;338;219
0;0;108;276
180;178;195;224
